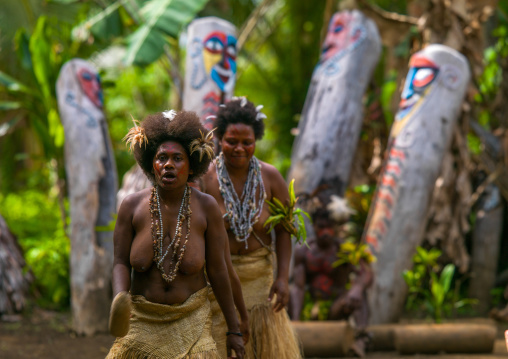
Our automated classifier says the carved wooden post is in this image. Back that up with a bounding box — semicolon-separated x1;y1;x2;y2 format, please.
182;16;237;132
116;164;151;211
364;45;470;324
56;59;117;335
288;10;381;198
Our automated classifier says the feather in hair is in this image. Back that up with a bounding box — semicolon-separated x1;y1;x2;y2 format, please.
189;128;216;161
123;114;148;152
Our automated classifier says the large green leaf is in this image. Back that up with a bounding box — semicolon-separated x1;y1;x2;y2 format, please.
0;70;34;94
0;101;22;111
124;0;209;66
29;17;54;108
0;116;22;137
14;29;33;71
72;1;123;42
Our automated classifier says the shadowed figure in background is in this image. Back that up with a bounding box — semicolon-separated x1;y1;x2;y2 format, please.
290;195;373;357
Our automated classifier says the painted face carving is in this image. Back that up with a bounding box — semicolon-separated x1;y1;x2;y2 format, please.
77;68;103;109
153;141;190;188
391;55;439;137
320;12;361;63
220;123;256;168
203;31;237;93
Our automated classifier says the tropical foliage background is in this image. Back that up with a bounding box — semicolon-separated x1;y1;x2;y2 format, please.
0;0;507;319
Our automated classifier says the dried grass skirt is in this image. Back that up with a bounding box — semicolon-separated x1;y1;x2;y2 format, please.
106;286;219;359
210;247;302;358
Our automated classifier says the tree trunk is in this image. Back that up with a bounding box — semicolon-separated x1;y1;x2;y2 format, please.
287;10;381;199
394;322;496;354
182;16;237;134
0;214;33;317
364;45;470;324
468;183;503;314
56;59;118;335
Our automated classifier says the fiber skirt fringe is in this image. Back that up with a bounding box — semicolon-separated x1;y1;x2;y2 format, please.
210;247;302;359
107;286;220;359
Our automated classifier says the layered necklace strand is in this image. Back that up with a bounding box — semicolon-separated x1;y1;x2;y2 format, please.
149;184;192;283
216;152;266;249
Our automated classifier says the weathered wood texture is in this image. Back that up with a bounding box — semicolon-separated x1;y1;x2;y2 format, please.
0;214;33;317
56;59;117;335
394;323;496;354
292;321;355;357
468;183;503;314
116;164;151;211
364;45;470;324
288;10;381;198
182;17;237;132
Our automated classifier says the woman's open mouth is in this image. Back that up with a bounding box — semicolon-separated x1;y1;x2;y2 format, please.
162;172;177;183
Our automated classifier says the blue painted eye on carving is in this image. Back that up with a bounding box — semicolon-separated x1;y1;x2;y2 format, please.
401;67;439;100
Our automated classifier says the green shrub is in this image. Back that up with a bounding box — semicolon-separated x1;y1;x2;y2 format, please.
402;246;477;322
0;190;70;309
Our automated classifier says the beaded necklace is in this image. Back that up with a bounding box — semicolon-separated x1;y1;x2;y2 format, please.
216;152;266;249
149;184;192;283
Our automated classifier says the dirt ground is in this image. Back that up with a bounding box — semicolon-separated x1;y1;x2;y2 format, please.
1;308;507;359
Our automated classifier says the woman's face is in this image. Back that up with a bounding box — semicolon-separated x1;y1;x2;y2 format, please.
153;141;191;189
220;123;256;169
314;217;336;247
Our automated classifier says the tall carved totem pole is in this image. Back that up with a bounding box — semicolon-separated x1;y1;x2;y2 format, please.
183;16;237;132
364;45;470;324
288;10;381;199
57;59;118;335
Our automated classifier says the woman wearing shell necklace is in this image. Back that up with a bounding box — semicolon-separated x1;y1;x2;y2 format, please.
107;110;245;359
202;97;302;358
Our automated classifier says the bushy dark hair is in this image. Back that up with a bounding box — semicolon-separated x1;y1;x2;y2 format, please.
311;206;331;222
215;97;265;140
132;111;212;183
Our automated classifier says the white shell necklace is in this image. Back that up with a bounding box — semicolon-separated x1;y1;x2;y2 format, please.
149;184;192;283
216;152;266;249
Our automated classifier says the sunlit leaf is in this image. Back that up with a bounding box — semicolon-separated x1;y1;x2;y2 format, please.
14;29;33;71
72;1;123;41
0;70;34;94
124;0;209;66
0;101;22;111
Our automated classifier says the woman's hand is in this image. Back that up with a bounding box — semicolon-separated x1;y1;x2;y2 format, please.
268;277;289;312
227;334;245;359
240;315;250;344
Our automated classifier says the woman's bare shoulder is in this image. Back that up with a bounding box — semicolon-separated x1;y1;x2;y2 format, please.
191;187;220;210
259;160;285;183
118;187;151;214
201;162;218;189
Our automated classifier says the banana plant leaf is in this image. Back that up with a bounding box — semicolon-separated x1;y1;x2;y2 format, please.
0;71;34;94
72;1;123;42
0;101;22;111
124;0;209;66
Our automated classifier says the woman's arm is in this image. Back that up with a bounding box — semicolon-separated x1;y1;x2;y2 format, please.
224;239;250;343
112;195;136;296
109;194;136;337
204;195;245;358
289;246;306;320
266;165;293;313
